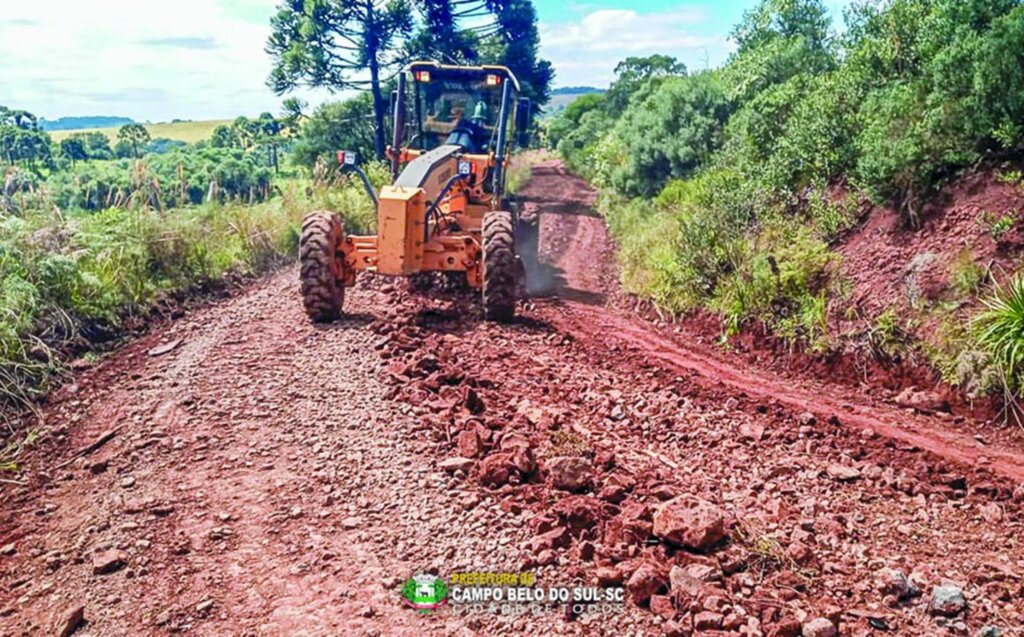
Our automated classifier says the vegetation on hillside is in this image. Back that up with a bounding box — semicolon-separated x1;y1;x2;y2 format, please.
0;159;384;417
548;0;1024;408
2;95;387;419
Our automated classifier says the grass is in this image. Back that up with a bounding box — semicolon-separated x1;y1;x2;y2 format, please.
506;149;549;195
0;165;382;424
600;172;840;352
50;119;234;144
949;249;987;298
982;210;1017;242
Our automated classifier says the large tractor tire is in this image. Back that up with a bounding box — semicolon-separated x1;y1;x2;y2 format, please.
482;210;517;322
300;211;345;323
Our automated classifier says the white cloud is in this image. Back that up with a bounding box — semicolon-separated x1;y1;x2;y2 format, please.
0;2;739;119
540;8;734;88
0;0;332;121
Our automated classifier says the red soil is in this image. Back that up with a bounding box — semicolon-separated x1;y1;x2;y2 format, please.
1;160;1022;636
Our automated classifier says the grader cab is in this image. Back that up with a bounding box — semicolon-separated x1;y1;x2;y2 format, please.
299;61;536;323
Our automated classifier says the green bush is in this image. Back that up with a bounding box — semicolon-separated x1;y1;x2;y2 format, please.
611;74;731;197
31;147;274;212
558;109;615;179
291;94;378;169
709;222;838;349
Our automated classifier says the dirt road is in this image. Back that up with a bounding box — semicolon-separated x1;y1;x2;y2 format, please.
2;161;1023;636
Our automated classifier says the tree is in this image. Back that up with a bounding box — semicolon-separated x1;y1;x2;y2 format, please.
407;0;482;63
546;93;606;148
231;116;257;151
75;132;114;160
0;107;52;170
480;0;553;104
723;0;835;103
732;0;831;55
280;97;307;137
60;137;88;166
256;112;284;173
291;93;377;168
611;74;731;197
606;55;687;113
267;0;415;160
117;124;151;159
211;125;240;149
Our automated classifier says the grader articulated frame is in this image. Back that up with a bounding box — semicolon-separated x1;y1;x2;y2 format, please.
299;61;537;323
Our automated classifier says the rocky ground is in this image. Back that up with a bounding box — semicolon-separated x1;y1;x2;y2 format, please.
2;160;1023;636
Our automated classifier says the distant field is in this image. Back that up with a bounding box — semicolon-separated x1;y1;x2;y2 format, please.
545;90;604;114
50;119;233;144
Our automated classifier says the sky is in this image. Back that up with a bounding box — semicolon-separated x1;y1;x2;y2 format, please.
0;1;851;122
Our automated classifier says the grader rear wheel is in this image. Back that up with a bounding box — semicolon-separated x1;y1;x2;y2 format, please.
482;210;517;322
299;211;345;323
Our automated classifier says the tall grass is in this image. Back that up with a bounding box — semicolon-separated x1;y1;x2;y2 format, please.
0;164;382;421
973;276;1024;421
506;150;550;195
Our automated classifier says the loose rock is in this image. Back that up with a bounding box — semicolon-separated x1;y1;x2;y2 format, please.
55;604;85;637
694;611;724;630
878;568;913;600
802;617;838;637
652;496;726;550
546;456;593;492
826;464;861;482
439;457;475;473
92;549;127;575
929;583;967;617
478;453;514;487
625;563;667;606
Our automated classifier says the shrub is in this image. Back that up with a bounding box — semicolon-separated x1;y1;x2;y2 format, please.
553;0;1024;361
611;74;731;197
291;94;377;169
973;276;1024;393
709;222;838;348
949;249;987;297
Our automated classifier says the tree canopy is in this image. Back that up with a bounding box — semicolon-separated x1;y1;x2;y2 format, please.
267;0;415;159
267;0;552;161
117;124;151;159
0;107;52;170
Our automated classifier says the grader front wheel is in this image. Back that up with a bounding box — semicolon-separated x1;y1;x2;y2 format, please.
482;210;517;322
300;211;346;323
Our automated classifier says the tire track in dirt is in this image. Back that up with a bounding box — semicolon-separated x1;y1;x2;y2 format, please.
520;159;1024;483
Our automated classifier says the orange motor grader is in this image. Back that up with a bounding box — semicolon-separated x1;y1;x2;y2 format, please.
299;61;537;324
